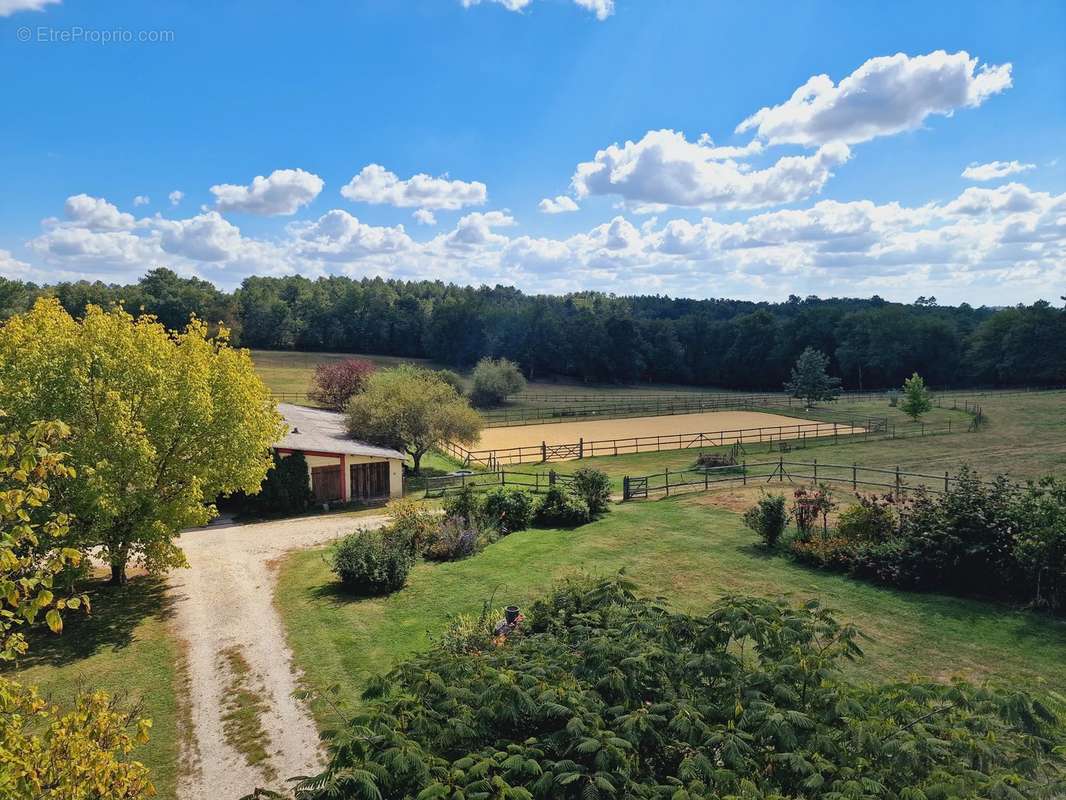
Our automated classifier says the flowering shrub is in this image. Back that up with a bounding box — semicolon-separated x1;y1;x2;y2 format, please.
424;516;489;562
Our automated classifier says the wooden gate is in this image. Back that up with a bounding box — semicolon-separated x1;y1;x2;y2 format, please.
350;461;390;501
622;476;648;500
311;464;342;503
543;441;583;462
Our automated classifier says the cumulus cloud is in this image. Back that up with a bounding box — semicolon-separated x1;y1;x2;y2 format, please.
211;168;324;216
571;129;848;209
0;0;59;15
459;0;613;20
20;181;1066;304
61;194;136;231
133;195;150;207
412;209;438;226
539;195;580;214
737;51;1012;146
341;164;487;211
962;160;1035;181
168;190;184;206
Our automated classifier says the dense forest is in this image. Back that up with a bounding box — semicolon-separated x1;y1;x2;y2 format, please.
1;268;1063;391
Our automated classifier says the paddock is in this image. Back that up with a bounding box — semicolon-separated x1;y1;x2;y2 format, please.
445;409;871;467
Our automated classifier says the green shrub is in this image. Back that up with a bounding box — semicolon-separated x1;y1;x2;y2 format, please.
469;357;526;407
443;484;481;526
301;578;1064;800
533;485;590;527
836;494;898;543
569;467;612;516
331;529;412;595
480;487;533;535
742;493;788;548
792;485;834;540
434;604;503;655
249;452;313;515
384;497;438;554
423;516;490;562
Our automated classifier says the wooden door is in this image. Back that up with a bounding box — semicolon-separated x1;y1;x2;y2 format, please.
311;464;342;502
350;461;390;500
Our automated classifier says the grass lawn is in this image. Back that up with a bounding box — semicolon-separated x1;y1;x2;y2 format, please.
3;576;182;798
275;495;1066;728
250;349;441;400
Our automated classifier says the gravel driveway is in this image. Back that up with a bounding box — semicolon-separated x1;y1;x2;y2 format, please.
168;511;387;800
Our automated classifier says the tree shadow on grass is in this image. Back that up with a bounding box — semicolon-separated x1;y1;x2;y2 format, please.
8;575;174;670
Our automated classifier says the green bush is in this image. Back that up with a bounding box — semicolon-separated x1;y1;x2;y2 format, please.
533;485;590;527
249;452;313;515
742;493;788;548
480;487;533;535
443;484;481;526
298;578;1065;800
569;467;612;516
836;494;898;543
469;357;526;407
331;529;412;595
423;516;490;562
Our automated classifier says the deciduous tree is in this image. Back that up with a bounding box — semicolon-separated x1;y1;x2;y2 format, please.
345;365;481;473
900;371;933;421
469;357;526;407
0;298;284;584
784;346;841;406
307;358;375;410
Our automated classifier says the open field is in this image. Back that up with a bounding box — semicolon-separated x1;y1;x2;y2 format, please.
474;409;866;451
276;495;1066;725
249;349;441;400
3;577;183;798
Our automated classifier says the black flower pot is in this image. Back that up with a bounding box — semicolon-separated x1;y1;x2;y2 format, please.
505;605;520;625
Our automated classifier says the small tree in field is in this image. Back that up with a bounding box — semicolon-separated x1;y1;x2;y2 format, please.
899;372;933;421
346;365;482;474
784;347;841;407
469;357;526;407
308;358;375;410
0;298;284;584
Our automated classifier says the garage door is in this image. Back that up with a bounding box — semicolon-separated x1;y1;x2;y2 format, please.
350;461;390;500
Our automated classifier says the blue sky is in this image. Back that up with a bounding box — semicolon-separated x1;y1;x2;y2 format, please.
2;0;1064;304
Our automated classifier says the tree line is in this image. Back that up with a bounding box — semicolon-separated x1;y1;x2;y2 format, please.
2;267;1064;390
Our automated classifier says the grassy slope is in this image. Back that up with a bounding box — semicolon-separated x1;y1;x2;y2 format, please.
3;577;182;798
275;496;1066;727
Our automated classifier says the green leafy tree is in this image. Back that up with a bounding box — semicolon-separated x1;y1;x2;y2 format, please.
345;365;482;474
900;371;933;421
783;346;841;406
1013;477;1066;612
469;357;527;407
0;418;155;799
294;577;1065;800
0;298;284;584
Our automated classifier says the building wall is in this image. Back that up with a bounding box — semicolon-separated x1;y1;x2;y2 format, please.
278;450;402;500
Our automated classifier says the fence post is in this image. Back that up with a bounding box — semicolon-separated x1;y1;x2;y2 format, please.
665;467;670;497
541;441;547;462
921;422;925;437
812;459;817;484
779;456;784;483
549;470;556;487
944;471;949;493
623;476;630;501
579;437;584;459
895;466;901;495
852;463;857;491
742;460;747;485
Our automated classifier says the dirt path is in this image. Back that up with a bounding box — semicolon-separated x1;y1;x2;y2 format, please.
168;512;387;800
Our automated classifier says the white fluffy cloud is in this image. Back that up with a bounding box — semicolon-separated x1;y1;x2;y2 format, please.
962;160;1035;181
211;168;324;216
0;0;59;15
459;0;613;20
737;51;1012;146
341;164;487;211
412;209;438;226
168;190;184;206
571;129;849;209
133;195;150;207
16;180;1066;305
539;195;580;214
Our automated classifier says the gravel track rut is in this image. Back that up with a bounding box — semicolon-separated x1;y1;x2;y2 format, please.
169;512;387;800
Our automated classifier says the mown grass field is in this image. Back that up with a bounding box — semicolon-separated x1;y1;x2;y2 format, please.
3;577;182;798
275;494;1066;727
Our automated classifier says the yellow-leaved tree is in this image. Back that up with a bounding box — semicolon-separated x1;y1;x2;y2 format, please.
0;298;284;584
0;417;155;798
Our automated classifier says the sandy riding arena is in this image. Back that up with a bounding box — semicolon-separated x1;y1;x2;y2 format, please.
475;410;864;458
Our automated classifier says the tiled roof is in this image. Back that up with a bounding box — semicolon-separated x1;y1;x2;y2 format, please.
276;403;406;460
